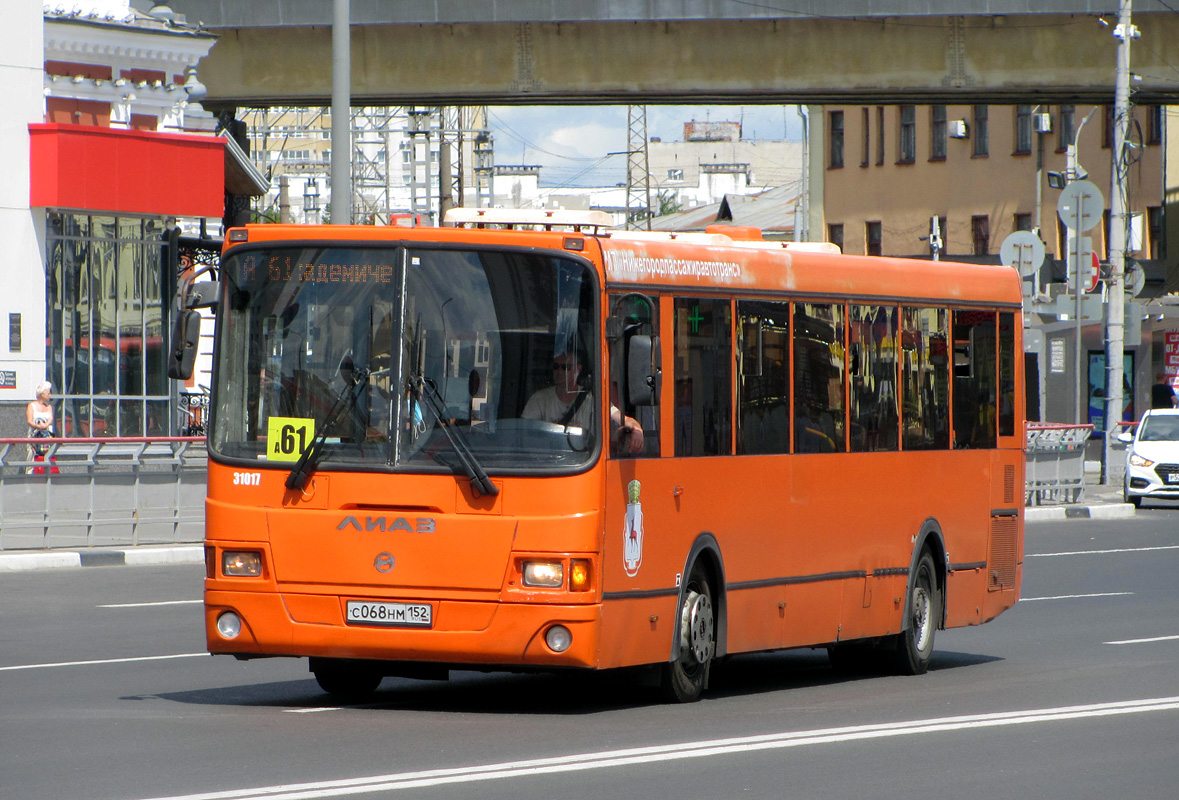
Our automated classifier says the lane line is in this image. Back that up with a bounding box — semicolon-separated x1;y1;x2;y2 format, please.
99;600;203;609
0;653;206;672
284;707;343;714
1106;635;1179;645
131;696;1179;800
1021;592;1134;602
1028;545;1179;558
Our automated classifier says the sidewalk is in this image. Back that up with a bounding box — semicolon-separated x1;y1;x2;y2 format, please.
1024;465;1135;522
0;544;203;573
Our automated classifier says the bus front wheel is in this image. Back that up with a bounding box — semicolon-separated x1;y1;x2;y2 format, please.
889;551;940;676
660;564;715;703
311;658;383;701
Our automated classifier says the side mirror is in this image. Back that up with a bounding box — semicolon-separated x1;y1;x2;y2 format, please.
1116;430;1134;444
627;334;660;407
167;309;201;380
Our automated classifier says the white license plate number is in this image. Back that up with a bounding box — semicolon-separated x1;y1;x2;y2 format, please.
345;600;433;628
1165;474;1179;484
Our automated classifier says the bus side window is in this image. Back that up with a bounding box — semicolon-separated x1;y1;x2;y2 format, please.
674;297;732;456
952;310;998;449
608;293;660;458
793;302;846;453
901;307;950;450
738;300;790;454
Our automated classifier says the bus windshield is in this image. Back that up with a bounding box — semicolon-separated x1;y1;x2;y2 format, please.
210;244;600;473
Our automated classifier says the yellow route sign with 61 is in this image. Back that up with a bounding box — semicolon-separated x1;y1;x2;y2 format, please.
267;416;315;462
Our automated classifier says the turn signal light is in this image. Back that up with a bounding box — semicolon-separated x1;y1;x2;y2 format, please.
570;559;591;592
222;550;263;577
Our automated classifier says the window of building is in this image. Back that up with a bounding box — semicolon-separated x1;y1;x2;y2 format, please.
901;307;950;450
972;105;989;157
1015;105;1032;154
829;111;844;169
1147;206;1165;260
1103;105;1114;149
1014;213;1033;232
930;105;947;160
45;213;172;437
1058;104;1075;152
668;168;684;181
827;223;844;252
1146;105;1162;145
866;221;883;256
899;105;916;163
849;304;898;452
971;215;990;255
861;107;870;167
674;298;732;456
876;106;885;165
794;302;845;453
737;301;790;454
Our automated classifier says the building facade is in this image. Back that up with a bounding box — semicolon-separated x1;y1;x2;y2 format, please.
812;102;1178;428
0;1;259;438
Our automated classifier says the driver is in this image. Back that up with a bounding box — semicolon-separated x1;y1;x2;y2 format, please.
523;349;644;454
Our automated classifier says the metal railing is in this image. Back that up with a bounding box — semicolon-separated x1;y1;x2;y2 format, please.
0;436;206;551
1025;423;1093;506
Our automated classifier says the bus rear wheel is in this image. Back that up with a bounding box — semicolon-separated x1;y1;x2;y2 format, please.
889;551;940;676
311;658;383;701
660;564;715;703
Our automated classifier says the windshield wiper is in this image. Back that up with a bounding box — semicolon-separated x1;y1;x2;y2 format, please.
409;373;498;497
286;367;371;492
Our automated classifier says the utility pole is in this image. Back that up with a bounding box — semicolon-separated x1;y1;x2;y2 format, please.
330;0;351;224
1102;0;1136;483
626;106;651;230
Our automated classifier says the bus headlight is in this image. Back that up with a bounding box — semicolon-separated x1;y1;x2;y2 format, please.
216;611;242;639
523;561;564;587
222;551;263;577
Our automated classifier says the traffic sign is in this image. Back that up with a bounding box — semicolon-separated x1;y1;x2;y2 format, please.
1067;236;1098;293
999;230;1045;278
1057;180;1104;232
1126;263;1145;296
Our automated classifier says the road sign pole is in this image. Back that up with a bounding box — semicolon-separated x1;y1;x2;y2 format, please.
1074;202;1083;425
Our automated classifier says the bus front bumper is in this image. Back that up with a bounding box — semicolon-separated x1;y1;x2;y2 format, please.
205;590;601;670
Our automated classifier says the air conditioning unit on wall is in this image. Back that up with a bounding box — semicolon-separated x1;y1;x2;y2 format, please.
1033;113;1052;133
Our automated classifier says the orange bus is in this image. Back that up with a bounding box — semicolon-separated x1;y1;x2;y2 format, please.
184;209;1023;703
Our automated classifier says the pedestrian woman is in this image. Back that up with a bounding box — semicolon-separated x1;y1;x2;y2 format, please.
26;380;55;472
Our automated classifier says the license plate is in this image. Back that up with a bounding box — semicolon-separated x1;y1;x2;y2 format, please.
1165;474;1179;484
345;600;433;628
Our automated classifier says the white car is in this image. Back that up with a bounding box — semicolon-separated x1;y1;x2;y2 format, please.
1119;408;1179;507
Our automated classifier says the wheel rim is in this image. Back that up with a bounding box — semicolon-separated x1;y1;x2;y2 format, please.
681;589;715;665
911;578;932;653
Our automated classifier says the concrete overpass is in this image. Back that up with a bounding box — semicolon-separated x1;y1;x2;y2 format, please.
165;1;1179;108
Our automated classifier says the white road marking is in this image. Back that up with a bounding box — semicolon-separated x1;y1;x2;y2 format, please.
0;653;206;672
99;600;202;608
1028;545;1179;558
132;696;1179;800
1021;592;1134;601
1106;635;1179;645
284;707;343;714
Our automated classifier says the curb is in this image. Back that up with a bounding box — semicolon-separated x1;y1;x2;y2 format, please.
1025;503;1136;522
0;545;203;573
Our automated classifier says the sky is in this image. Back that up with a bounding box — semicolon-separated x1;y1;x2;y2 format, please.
487;104;805;188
